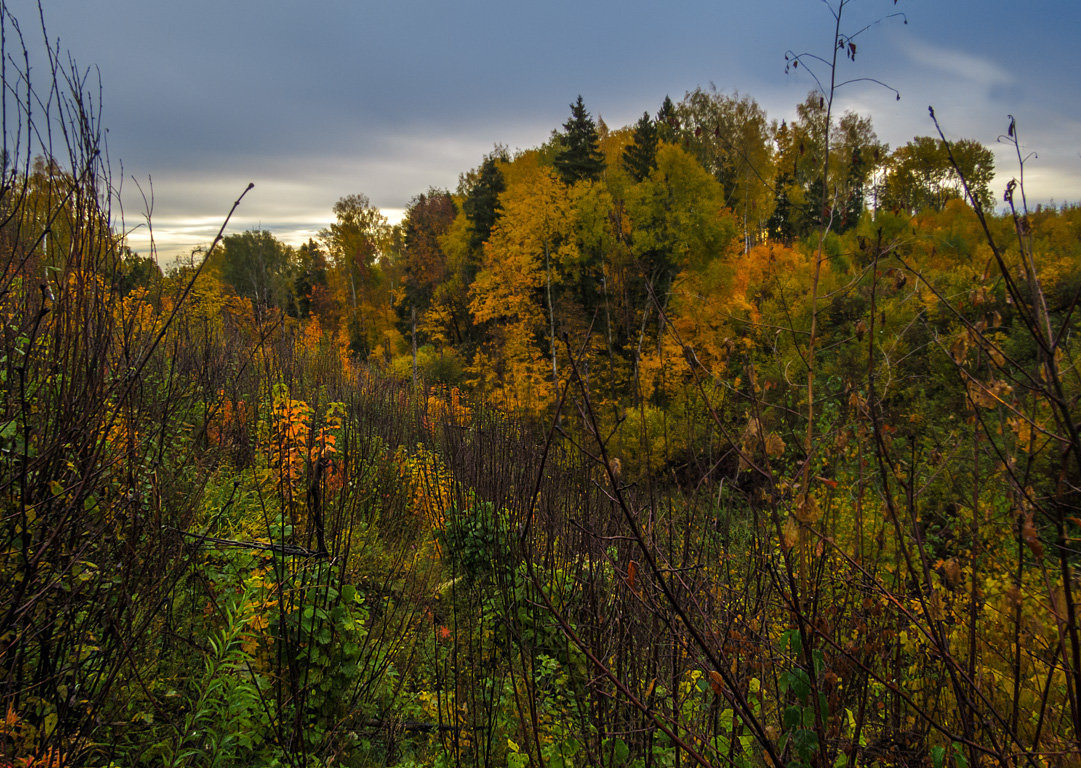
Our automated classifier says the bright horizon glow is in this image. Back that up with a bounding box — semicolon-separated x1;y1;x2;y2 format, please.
122;209;406;267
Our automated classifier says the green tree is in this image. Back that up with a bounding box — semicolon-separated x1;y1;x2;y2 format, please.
214;229;295;313
656;94;679;142
115;247;163;296
293;238;331;320
767;96;827;241
767;120;802;243
322;194;388;290
461;153;507;253
767;94;884;239
622;112;659;183
881;135;995;213
831;111;886;231
554;95;606;185
625;143;732;288
674;87;776;248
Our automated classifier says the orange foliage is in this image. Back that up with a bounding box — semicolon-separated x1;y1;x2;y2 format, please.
0;705;66;768
206;393;252;448
267;389;345;493
423;386;472;433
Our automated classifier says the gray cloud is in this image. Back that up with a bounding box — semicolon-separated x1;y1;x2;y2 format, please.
6;0;1077;261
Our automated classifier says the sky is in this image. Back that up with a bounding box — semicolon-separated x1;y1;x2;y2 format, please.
4;0;1079;264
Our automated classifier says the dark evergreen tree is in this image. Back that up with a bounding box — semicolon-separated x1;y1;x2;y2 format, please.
656;95;679;142
554;95;605;185
462;155;506;252
622;112;659;182
802;176;826;234
838;154;865;232
293;239;328;318
767;171;796;244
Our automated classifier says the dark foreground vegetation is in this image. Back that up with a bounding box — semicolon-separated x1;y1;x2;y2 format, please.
2;2;1080;767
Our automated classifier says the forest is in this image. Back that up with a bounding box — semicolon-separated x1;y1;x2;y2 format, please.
1;3;1080;768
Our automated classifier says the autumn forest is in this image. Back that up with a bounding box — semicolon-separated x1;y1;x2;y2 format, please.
2;2;1081;768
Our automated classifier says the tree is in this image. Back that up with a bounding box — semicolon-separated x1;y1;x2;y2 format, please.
320;194;391;355
322;194;388;281
214;230;295;313
622;143;735;401
398;189;464;347
621;112;659;183
469;165;578;409
554;95;606;185
881;135;994;213
401;189;457;312
767;96;828;241
674;87;776;248
831;110;887;231
293;239;332;321
461;153;506;253
655;94;679;142
115;247;163;296
881;136;944;212
625;143;733;288
766;120;802;243
767;94;885;239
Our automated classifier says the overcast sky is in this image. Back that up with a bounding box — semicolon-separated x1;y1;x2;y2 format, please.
5;0;1079;263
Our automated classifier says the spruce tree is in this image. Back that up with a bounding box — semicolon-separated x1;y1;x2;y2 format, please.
655;95;679;142
554;95;605;185
622;112;658;182
462;155;506;252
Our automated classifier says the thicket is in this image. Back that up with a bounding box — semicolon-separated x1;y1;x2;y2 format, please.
2;1;1080;767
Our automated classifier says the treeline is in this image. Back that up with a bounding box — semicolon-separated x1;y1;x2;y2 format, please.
194;89;1005;465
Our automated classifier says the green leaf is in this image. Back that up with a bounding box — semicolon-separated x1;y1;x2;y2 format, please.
43;711;58;738
783;705;803;730
791;669;812;701
611;738;630;764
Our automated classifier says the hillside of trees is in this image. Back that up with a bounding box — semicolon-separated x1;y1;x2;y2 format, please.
2;6;1081;768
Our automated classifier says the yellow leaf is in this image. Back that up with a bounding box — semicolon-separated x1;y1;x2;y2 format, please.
782;517;800;550
794;496;821;524
764;431;785;458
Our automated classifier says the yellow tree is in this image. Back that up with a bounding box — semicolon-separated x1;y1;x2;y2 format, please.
469;165;578;412
320;194;392;357
624;143;734;400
